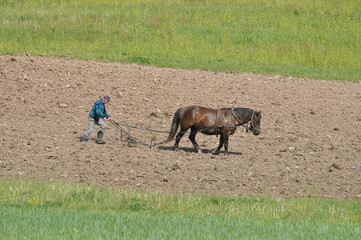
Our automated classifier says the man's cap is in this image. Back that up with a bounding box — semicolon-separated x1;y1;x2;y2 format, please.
104;96;110;101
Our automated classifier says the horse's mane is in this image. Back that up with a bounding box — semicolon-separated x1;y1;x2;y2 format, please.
221;107;254;115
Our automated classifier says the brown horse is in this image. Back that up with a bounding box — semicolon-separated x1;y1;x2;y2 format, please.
162;106;261;155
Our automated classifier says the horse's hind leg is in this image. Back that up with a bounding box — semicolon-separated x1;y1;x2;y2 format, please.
173;128;187;151
212;135;224;155
189;127;201;153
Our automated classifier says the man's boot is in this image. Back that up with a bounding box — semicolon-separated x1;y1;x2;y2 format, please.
80;136;88;142
96;131;106;144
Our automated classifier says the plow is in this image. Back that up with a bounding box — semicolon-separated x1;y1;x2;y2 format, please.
109;119;168;148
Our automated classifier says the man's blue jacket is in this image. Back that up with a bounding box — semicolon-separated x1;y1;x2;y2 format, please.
89;99;109;122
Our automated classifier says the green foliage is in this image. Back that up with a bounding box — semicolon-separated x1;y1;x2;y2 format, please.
0;179;360;239
1;206;360;240
1;179;360;222
0;0;360;81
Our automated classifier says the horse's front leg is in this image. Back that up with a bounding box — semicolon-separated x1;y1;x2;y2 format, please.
223;133;230;156
212;135;224;155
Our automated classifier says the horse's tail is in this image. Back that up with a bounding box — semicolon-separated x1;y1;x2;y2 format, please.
158;108;181;144
165;108;181;142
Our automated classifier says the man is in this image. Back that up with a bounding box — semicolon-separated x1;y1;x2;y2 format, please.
80;96;110;144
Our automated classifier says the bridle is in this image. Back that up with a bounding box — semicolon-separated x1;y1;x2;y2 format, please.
230;108;256;133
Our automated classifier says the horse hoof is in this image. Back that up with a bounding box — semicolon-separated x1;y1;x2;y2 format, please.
212;151;220;155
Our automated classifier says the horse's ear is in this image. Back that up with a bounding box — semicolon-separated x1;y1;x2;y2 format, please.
256;111;261;118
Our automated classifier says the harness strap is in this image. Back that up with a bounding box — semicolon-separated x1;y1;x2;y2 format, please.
230;108;243;126
231;108;254;133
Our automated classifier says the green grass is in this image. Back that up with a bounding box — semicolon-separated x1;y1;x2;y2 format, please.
0;0;360;81
0;179;360;239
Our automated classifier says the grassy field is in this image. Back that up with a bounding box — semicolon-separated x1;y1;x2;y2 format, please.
0;0;360;81
0;180;360;239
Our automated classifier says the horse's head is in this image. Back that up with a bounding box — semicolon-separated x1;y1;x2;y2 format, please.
248;111;261;136
232;108;261;135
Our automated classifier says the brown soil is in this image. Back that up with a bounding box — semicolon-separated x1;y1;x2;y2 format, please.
1;55;360;199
